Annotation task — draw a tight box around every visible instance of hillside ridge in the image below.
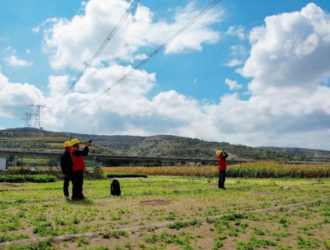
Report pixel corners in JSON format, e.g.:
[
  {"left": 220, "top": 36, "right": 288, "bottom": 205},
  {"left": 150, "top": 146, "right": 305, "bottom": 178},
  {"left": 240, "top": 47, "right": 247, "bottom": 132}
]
[{"left": 0, "top": 128, "right": 329, "bottom": 161}]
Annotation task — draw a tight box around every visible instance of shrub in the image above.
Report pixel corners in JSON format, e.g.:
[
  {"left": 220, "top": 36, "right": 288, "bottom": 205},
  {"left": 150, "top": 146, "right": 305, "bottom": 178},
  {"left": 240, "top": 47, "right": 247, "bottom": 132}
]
[{"left": 0, "top": 175, "right": 57, "bottom": 183}]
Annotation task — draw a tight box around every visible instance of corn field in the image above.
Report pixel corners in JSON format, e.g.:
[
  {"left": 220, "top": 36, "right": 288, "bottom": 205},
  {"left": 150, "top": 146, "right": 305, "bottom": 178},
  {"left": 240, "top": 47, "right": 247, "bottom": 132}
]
[{"left": 102, "top": 162, "right": 330, "bottom": 178}]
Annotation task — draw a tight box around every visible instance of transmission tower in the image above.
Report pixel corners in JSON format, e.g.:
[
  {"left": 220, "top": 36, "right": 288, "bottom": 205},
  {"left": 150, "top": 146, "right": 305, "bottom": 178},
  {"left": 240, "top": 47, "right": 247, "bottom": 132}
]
[
  {"left": 21, "top": 113, "right": 33, "bottom": 128},
  {"left": 28, "top": 104, "right": 49, "bottom": 129}
]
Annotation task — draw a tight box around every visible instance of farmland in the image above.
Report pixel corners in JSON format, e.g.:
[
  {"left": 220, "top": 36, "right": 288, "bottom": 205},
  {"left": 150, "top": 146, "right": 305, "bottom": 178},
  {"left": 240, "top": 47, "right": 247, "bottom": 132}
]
[
  {"left": 103, "top": 162, "right": 330, "bottom": 178},
  {"left": 0, "top": 174, "right": 330, "bottom": 249}
]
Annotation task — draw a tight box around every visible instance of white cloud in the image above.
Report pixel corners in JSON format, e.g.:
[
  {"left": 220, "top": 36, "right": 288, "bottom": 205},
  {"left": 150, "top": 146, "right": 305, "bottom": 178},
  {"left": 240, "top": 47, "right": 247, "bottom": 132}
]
[
  {"left": 224, "top": 59, "right": 244, "bottom": 67},
  {"left": 0, "top": 36, "right": 7, "bottom": 41},
  {"left": 225, "top": 78, "right": 242, "bottom": 90},
  {"left": 5, "top": 56, "right": 33, "bottom": 66},
  {"left": 226, "top": 25, "right": 246, "bottom": 40},
  {"left": 133, "top": 54, "right": 148, "bottom": 61},
  {"left": 26, "top": 49, "right": 31, "bottom": 54},
  {"left": 193, "top": 78, "right": 197, "bottom": 84},
  {"left": 241, "top": 3, "right": 330, "bottom": 97},
  {"left": 215, "top": 3, "right": 330, "bottom": 149},
  {"left": 32, "top": 18, "right": 58, "bottom": 33},
  {"left": 0, "top": 68, "right": 45, "bottom": 119},
  {"left": 230, "top": 45, "right": 247, "bottom": 55},
  {"left": 48, "top": 75, "right": 69, "bottom": 97},
  {"left": 32, "top": 26, "right": 40, "bottom": 33},
  {"left": 3, "top": 46, "right": 15, "bottom": 54},
  {"left": 40, "top": 0, "right": 222, "bottom": 70}
]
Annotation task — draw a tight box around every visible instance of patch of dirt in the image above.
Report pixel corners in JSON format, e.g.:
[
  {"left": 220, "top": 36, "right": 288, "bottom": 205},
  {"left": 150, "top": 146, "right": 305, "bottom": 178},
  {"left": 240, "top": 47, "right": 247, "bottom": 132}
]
[
  {"left": 162, "top": 186, "right": 178, "bottom": 189},
  {"left": 251, "top": 191, "right": 274, "bottom": 195},
  {"left": 140, "top": 199, "right": 171, "bottom": 206},
  {"left": 0, "top": 183, "right": 22, "bottom": 187}
]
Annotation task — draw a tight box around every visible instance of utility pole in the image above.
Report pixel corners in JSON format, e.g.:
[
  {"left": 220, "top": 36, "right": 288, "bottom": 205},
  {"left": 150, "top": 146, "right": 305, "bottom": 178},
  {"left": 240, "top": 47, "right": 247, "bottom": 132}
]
[
  {"left": 21, "top": 113, "right": 33, "bottom": 128},
  {"left": 28, "top": 104, "right": 49, "bottom": 129}
]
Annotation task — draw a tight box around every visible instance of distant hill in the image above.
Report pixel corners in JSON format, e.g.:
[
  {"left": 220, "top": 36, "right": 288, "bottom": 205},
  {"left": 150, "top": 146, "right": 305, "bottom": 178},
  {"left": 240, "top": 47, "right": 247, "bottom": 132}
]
[
  {"left": 259, "top": 147, "right": 330, "bottom": 159},
  {"left": 0, "top": 128, "right": 329, "bottom": 162}
]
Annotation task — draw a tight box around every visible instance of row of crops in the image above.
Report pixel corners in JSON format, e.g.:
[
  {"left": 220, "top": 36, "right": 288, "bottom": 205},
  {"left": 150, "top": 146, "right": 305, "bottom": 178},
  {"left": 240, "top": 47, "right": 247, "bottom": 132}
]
[
  {"left": 102, "top": 162, "right": 330, "bottom": 178},
  {"left": 0, "top": 174, "right": 57, "bottom": 183}
]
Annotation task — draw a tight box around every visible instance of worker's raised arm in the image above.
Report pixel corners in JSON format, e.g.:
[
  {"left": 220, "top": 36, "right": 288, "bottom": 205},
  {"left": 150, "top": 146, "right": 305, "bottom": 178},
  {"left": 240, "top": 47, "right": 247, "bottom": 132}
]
[
  {"left": 222, "top": 151, "right": 228, "bottom": 160},
  {"left": 72, "top": 141, "right": 89, "bottom": 156}
]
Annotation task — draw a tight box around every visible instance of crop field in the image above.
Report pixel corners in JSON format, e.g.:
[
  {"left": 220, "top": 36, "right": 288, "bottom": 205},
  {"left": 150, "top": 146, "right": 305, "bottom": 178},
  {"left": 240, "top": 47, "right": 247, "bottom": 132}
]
[
  {"left": 102, "top": 162, "right": 330, "bottom": 178},
  {"left": 0, "top": 176, "right": 330, "bottom": 250}
]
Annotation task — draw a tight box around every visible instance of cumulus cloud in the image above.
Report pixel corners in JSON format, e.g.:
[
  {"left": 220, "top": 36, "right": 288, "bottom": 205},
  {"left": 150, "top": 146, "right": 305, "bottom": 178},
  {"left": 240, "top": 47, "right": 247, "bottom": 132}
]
[
  {"left": 40, "top": 0, "right": 222, "bottom": 70},
  {"left": 48, "top": 75, "right": 69, "bottom": 97},
  {"left": 224, "top": 59, "right": 244, "bottom": 67},
  {"left": 32, "top": 18, "right": 58, "bottom": 33},
  {"left": 225, "top": 78, "right": 242, "bottom": 90},
  {"left": 5, "top": 56, "right": 33, "bottom": 66},
  {"left": 242, "top": 4, "right": 330, "bottom": 95},
  {"left": 215, "top": 3, "right": 330, "bottom": 149},
  {"left": 0, "top": 69, "right": 45, "bottom": 118}
]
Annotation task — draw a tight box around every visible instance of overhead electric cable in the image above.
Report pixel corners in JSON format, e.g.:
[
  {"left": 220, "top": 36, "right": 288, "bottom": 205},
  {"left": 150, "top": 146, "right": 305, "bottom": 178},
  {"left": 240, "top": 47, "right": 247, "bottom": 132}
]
[
  {"left": 69, "top": 0, "right": 222, "bottom": 114},
  {"left": 49, "top": 0, "right": 140, "bottom": 111}
]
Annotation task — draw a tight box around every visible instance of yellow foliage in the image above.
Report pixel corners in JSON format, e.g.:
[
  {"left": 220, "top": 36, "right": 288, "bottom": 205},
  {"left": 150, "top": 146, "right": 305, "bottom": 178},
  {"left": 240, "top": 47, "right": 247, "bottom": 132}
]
[{"left": 102, "top": 162, "right": 330, "bottom": 178}]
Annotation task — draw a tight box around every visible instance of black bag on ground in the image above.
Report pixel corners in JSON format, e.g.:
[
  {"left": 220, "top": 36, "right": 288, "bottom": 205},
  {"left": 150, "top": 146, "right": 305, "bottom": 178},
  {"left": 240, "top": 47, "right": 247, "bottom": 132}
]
[{"left": 111, "top": 179, "right": 121, "bottom": 196}]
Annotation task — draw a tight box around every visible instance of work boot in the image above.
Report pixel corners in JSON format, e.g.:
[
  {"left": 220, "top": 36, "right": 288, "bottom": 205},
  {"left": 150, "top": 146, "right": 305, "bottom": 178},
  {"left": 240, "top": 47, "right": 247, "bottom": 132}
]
[{"left": 222, "top": 187, "right": 227, "bottom": 190}]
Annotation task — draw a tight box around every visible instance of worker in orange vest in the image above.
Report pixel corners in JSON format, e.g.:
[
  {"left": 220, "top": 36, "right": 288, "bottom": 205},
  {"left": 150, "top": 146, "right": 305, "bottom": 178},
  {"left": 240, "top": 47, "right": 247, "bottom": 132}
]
[
  {"left": 71, "top": 138, "right": 89, "bottom": 200},
  {"left": 216, "top": 149, "right": 228, "bottom": 190}
]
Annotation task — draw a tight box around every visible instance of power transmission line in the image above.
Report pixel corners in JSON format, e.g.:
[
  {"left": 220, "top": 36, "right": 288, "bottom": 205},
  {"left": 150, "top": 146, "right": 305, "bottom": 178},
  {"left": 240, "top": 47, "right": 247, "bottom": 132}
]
[
  {"left": 29, "top": 104, "right": 49, "bottom": 129},
  {"left": 69, "top": 0, "right": 222, "bottom": 114},
  {"left": 21, "top": 113, "right": 33, "bottom": 128},
  {"left": 49, "top": 0, "right": 140, "bottom": 111}
]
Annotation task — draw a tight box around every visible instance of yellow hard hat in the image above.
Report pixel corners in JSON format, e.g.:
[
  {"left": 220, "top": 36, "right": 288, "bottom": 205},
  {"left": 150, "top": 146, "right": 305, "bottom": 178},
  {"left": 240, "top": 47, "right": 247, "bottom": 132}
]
[
  {"left": 63, "top": 141, "right": 72, "bottom": 148},
  {"left": 216, "top": 151, "right": 222, "bottom": 157},
  {"left": 71, "top": 138, "right": 80, "bottom": 146}
]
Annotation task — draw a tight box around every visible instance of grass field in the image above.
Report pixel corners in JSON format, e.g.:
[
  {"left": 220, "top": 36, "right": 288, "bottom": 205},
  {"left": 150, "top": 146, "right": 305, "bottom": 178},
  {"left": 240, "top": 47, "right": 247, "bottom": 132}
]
[{"left": 0, "top": 176, "right": 330, "bottom": 250}]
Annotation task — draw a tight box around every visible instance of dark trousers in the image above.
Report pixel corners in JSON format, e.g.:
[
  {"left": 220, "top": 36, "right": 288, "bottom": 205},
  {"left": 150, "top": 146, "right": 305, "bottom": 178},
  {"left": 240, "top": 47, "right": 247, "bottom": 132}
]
[
  {"left": 72, "top": 170, "right": 84, "bottom": 199},
  {"left": 218, "top": 170, "right": 226, "bottom": 188},
  {"left": 63, "top": 174, "right": 73, "bottom": 197}
]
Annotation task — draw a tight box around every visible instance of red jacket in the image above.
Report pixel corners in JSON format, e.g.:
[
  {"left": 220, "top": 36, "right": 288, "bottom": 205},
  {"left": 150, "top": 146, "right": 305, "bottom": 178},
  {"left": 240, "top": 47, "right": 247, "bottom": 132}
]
[
  {"left": 71, "top": 148, "right": 87, "bottom": 171},
  {"left": 217, "top": 155, "right": 227, "bottom": 171}
]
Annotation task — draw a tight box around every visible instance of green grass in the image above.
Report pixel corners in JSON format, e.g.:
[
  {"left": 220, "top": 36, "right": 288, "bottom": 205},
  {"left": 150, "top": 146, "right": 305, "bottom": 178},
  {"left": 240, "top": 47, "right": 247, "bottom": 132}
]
[{"left": 0, "top": 177, "right": 329, "bottom": 249}]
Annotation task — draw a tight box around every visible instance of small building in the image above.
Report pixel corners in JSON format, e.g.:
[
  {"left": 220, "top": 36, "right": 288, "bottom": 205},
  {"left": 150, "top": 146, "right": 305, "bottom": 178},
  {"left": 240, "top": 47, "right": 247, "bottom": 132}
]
[{"left": 0, "top": 156, "right": 7, "bottom": 170}]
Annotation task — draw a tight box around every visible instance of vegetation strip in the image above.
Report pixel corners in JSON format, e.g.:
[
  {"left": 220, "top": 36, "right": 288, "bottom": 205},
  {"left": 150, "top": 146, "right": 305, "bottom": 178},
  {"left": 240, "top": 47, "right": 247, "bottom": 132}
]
[
  {"left": 0, "top": 198, "right": 325, "bottom": 249},
  {"left": 103, "top": 163, "right": 330, "bottom": 178},
  {"left": 106, "top": 173, "right": 147, "bottom": 178},
  {"left": 0, "top": 175, "right": 57, "bottom": 183}
]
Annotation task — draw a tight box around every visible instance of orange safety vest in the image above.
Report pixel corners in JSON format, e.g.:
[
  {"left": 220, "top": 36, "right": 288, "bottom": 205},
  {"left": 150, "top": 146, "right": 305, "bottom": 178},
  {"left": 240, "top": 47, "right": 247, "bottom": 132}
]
[
  {"left": 217, "top": 156, "right": 227, "bottom": 171},
  {"left": 70, "top": 149, "right": 86, "bottom": 171}
]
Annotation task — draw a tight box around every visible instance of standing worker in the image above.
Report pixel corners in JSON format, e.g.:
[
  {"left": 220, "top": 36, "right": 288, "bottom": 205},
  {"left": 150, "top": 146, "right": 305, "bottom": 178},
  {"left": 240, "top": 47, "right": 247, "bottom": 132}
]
[
  {"left": 216, "top": 149, "right": 228, "bottom": 190},
  {"left": 61, "top": 141, "right": 73, "bottom": 200},
  {"left": 71, "top": 139, "right": 90, "bottom": 200}
]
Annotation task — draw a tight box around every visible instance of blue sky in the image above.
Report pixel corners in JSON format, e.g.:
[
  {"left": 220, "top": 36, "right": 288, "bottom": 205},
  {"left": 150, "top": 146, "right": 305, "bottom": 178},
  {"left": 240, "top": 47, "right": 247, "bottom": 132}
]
[{"left": 0, "top": 0, "right": 330, "bottom": 150}]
